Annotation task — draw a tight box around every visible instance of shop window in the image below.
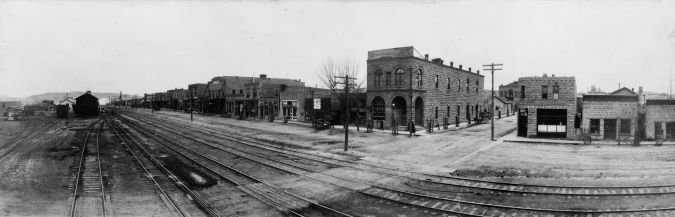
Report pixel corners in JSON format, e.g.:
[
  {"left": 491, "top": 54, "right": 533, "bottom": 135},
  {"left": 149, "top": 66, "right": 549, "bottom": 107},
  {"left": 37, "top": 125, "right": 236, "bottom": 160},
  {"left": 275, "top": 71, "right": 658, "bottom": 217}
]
[
  {"left": 620, "top": 119, "right": 631, "bottom": 135},
  {"left": 590, "top": 119, "right": 600, "bottom": 134}
]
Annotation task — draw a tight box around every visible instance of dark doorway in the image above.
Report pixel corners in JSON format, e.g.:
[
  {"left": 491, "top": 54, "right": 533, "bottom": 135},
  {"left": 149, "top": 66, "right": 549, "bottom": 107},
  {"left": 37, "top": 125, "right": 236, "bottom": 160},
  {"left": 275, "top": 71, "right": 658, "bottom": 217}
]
[
  {"left": 637, "top": 113, "right": 646, "bottom": 141},
  {"left": 518, "top": 108, "right": 528, "bottom": 137},
  {"left": 536, "top": 109, "right": 567, "bottom": 138},
  {"left": 604, "top": 119, "right": 617, "bottom": 140},
  {"left": 392, "top": 96, "right": 407, "bottom": 126},
  {"left": 414, "top": 97, "right": 424, "bottom": 126}
]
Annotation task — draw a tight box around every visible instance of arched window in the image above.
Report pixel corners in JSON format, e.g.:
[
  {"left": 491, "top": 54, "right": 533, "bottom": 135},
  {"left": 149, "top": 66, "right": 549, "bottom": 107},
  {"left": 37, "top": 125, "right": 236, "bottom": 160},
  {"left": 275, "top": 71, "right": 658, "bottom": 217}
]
[
  {"left": 416, "top": 70, "right": 423, "bottom": 86},
  {"left": 374, "top": 70, "right": 383, "bottom": 86},
  {"left": 395, "top": 69, "right": 404, "bottom": 86},
  {"left": 385, "top": 72, "right": 392, "bottom": 86}
]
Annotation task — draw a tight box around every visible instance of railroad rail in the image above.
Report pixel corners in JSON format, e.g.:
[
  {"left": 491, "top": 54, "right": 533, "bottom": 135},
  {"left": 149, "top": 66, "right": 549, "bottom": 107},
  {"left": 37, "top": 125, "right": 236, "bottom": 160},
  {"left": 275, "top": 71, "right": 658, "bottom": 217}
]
[
  {"left": 106, "top": 117, "right": 189, "bottom": 217},
  {"left": 121, "top": 110, "right": 675, "bottom": 196},
  {"left": 69, "top": 120, "right": 106, "bottom": 217},
  {"left": 0, "top": 119, "right": 61, "bottom": 160},
  {"left": 106, "top": 117, "right": 219, "bottom": 217},
  {"left": 113, "top": 113, "right": 352, "bottom": 217},
  {"left": 116, "top": 110, "right": 675, "bottom": 216}
]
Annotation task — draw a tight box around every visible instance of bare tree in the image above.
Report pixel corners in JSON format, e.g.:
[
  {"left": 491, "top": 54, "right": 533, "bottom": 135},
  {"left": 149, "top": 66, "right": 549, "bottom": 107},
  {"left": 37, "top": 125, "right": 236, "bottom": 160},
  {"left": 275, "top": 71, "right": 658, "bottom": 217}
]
[{"left": 318, "top": 57, "right": 365, "bottom": 95}]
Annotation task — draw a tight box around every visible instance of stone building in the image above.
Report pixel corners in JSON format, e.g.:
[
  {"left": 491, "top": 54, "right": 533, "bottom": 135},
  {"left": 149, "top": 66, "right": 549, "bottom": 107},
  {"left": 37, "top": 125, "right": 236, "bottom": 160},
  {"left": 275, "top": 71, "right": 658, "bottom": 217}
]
[
  {"left": 515, "top": 74, "right": 577, "bottom": 139},
  {"left": 498, "top": 81, "right": 520, "bottom": 102},
  {"left": 365, "top": 46, "right": 485, "bottom": 129},
  {"left": 581, "top": 87, "right": 639, "bottom": 141},
  {"left": 645, "top": 99, "right": 675, "bottom": 140}
]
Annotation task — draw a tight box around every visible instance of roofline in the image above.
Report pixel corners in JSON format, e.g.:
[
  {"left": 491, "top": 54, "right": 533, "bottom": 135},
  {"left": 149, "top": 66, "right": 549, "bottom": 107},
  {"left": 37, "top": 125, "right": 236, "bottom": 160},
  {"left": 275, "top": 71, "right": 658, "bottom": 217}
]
[{"left": 367, "top": 56, "right": 485, "bottom": 78}]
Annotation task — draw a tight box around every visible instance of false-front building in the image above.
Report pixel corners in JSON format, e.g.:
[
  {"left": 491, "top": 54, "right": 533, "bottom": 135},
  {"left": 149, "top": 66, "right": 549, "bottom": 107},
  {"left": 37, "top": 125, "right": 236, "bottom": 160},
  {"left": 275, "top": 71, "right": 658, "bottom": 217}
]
[
  {"left": 516, "top": 74, "right": 577, "bottom": 139},
  {"left": 366, "top": 46, "right": 485, "bottom": 129}
]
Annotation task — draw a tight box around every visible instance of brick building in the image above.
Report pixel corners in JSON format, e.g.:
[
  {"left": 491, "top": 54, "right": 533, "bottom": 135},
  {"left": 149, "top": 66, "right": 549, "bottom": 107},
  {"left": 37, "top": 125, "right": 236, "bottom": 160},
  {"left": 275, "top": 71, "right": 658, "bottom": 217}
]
[
  {"left": 498, "top": 81, "right": 520, "bottom": 102},
  {"left": 645, "top": 99, "right": 675, "bottom": 140},
  {"left": 365, "top": 46, "right": 485, "bottom": 129},
  {"left": 516, "top": 74, "right": 577, "bottom": 139},
  {"left": 581, "top": 87, "right": 639, "bottom": 141}
]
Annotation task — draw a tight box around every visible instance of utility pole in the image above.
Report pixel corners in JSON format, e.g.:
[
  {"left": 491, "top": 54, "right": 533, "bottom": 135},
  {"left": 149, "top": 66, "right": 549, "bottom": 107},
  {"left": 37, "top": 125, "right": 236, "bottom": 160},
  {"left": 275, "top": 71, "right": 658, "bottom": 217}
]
[
  {"left": 409, "top": 67, "right": 414, "bottom": 136},
  {"left": 483, "top": 63, "right": 503, "bottom": 141},
  {"left": 335, "top": 74, "right": 356, "bottom": 151}
]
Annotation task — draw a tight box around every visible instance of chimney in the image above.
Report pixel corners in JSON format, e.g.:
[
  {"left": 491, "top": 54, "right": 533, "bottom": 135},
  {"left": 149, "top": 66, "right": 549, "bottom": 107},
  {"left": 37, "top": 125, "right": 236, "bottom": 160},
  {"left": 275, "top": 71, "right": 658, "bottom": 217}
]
[
  {"left": 86, "top": 91, "right": 91, "bottom": 95},
  {"left": 477, "top": 70, "right": 480, "bottom": 75},
  {"left": 260, "top": 74, "right": 267, "bottom": 79},
  {"left": 424, "top": 54, "right": 429, "bottom": 60},
  {"left": 469, "top": 67, "right": 472, "bottom": 72},
  {"left": 450, "top": 62, "right": 454, "bottom": 68},
  {"left": 431, "top": 58, "right": 444, "bottom": 64},
  {"left": 543, "top": 73, "right": 548, "bottom": 77},
  {"left": 632, "top": 88, "right": 635, "bottom": 92},
  {"left": 552, "top": 74, "right": 555, "bottom": 77},
  {"left": 459, "top": 65, "right": 463, "bottom": 70}
]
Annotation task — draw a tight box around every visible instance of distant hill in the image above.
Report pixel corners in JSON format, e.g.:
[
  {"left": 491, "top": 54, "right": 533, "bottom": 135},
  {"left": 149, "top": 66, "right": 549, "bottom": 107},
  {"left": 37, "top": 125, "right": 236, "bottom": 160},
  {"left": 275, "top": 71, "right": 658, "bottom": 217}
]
[{"left": 23, "top": 92, "right": 141, "bottom": 105}]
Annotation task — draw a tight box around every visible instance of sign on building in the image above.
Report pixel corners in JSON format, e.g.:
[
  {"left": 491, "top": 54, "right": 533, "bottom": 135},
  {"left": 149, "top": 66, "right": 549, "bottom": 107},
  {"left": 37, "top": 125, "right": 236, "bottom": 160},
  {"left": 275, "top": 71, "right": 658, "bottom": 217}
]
[{"left": 313, "top": 98, "right": 321, "bottom": 109}]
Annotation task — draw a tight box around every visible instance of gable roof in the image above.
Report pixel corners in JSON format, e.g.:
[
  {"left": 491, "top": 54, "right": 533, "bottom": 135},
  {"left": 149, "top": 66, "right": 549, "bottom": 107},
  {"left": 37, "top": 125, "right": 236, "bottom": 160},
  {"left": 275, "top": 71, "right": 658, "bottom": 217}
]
[{"left": 610, "top": 87, "right": 636, "bottom": 95}]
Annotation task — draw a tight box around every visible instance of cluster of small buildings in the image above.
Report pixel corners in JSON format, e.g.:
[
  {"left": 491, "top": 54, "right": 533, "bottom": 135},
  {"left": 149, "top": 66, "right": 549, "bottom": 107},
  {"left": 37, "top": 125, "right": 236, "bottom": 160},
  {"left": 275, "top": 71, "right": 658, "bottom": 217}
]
[{"left": 500, "top": 74, "right": 675, "bottom": 142}]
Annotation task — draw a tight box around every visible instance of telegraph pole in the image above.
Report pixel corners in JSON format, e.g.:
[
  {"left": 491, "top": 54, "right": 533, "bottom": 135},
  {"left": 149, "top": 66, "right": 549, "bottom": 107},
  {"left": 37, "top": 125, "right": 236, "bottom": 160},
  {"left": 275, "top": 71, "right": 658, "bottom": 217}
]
[
  {"left": 189, "top": 89, "right": 194, "bottom": 122},
  {"left": 335, "top": 74, "right": 356, "bottom": 151},
  {"left": 483, "top": 63, "right": 503, "bottom": 141}
]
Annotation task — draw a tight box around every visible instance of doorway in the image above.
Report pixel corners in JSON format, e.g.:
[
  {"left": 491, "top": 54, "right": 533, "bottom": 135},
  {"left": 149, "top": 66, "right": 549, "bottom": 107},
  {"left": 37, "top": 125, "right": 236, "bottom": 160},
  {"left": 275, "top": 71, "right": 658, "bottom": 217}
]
[
  {"left": 604, "top": 119, "right": 617, "bottom": 140},
  {"left": 414, "top": 97, "right": 424, "bottom": 126},
  {"left": 392, "top": 96, "right": 407, "bottom": 126},
  {"left": 518, "top": 108, "right": 528, "bottom": 137}
]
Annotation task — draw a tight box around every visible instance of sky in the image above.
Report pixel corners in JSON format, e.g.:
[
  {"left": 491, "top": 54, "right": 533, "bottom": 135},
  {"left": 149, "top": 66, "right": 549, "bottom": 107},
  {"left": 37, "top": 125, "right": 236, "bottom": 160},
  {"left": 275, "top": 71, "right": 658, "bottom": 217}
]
[{"left": 1, "top": 0, "right": 674, "bottom": 97}]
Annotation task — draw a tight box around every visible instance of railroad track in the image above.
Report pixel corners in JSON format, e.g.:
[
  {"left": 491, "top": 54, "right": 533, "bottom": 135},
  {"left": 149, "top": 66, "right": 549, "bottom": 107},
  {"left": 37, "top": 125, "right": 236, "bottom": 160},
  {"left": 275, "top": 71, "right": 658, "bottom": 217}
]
[
  {"left": 116, "top": 110, "right": 675, "bottom": 216},
  {"left": 121, "top": 110, "right": 675, "bottom": 196},
  {"left": 68, "top": 120, "right": 106, "bottom": 217},
  {"left": 106, "top": 116, "right": 216, "bottom": 217},
  {"left": 0, "top": 119, "right": 60, "bottom": 161},
  {"left": 113, "top": 113, "right": 352, "bottom": 217}
]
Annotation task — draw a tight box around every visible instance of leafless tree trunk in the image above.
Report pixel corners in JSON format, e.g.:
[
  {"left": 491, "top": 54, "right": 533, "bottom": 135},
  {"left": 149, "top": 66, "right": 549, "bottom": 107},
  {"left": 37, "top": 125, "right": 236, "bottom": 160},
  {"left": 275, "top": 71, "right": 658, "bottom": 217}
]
[{"left": 318, "top": 57, "right": 364, "bottom": 95}]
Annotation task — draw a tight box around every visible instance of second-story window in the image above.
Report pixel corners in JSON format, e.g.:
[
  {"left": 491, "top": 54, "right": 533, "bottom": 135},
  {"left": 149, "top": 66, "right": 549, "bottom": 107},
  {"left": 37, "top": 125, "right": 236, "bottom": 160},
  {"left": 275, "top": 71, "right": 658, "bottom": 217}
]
[
  {"left": 232, "top": 89, "right": 235, "bottom": 95},
  {"left": 447, "top": 77, "right": 451, "bottom": 89},
  {"left": 553, "top": 85, "right": 559, "bottom": 99},
  {"left": 434, "top": 75, "right": 439, "bottom": 88},
  {"left": 541, "top": 85, "right": 548, "bottom": 99},
  {"left": 457, "top": 79, "right": 461, "bottom": 91},
  {"left": 466, "top": 79, "right": 470, "bottom": 93},
  {"left": 385, "top": 72, "right": 391, "bottom": 86},
  {"left": 395, "top": 69, "right": 404, "bottom": 86},
  {"left": 475, "top": 81, "right": 479, "bottom": 94},
  {"left": 416, "top": 70, "right": 423, "bottom": 86},
  {"left": 374, "top": 70, "right": 382, "bottom": 86},
  {"left": 253, "top": 88, "right": 258, "bottom": 97},
  {"left": 520, "top": 86, "right": 525, "bottom": 99}
]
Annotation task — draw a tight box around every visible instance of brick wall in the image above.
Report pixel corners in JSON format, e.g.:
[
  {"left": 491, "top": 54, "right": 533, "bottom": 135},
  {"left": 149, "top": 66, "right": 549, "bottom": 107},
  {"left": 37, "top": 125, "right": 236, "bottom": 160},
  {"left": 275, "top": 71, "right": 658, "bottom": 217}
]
[
  {"left": 516, "top": 76, "right": 577, "bottom": 139},
  {"left": 581, "top": 100, "right": 638, "bottom": 140},
  {"left": 366, "top": 52, "right": 484, "bottom": 128},
  {"left": 645, "top": 105, "right": 675, "bottom": 140}
]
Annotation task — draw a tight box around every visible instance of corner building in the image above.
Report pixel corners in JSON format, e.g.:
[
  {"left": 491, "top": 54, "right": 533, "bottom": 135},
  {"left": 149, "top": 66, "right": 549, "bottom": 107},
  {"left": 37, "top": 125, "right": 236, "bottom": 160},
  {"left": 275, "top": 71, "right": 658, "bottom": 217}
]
[
  {"left": 366, "top": 46, "right": 485, "bottom": 129},
  {"left": 515, "top": 75, "right": 577, "bottom": 139}
]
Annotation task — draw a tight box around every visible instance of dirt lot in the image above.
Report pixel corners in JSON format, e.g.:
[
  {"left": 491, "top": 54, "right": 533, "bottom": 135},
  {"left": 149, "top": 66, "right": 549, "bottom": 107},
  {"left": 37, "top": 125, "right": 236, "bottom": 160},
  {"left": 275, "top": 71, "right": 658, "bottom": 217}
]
[{"left": 136, "top": 108, "right": 675, "bottom": 185}]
